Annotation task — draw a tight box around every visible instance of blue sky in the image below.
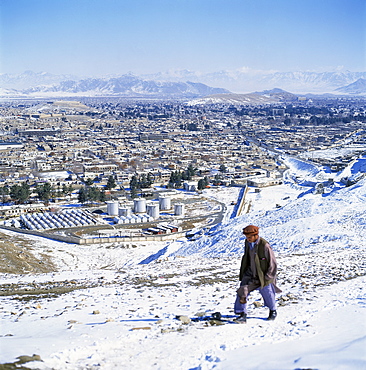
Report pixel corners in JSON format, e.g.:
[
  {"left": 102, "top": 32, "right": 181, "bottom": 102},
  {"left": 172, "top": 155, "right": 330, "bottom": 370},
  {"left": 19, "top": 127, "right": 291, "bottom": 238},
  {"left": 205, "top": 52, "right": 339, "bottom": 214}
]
[{"left": 1, "top": 0, "right": 365, "bottom": 76}]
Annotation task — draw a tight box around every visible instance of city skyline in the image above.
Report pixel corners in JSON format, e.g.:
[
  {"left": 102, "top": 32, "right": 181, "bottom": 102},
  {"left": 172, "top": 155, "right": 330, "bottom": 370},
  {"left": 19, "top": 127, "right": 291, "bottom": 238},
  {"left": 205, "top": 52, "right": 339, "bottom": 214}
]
[{"left": 1, "top": 0, "right": 365, "bottom": 77}]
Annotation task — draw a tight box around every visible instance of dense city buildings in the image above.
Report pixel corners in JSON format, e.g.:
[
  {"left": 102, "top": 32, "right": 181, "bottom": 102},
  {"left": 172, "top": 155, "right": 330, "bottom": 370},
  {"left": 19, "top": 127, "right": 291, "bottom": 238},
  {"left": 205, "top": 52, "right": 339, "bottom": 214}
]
[{"left": 0, "top": 96, "right": 365, "bottom": 217}]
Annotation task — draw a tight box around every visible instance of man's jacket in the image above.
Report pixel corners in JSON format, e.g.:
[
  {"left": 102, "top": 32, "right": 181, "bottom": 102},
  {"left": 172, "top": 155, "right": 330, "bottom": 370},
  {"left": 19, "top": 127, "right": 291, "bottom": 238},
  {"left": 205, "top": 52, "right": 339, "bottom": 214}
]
[{"left": 239, "top": 237, "right": 280, "bottom": 292}]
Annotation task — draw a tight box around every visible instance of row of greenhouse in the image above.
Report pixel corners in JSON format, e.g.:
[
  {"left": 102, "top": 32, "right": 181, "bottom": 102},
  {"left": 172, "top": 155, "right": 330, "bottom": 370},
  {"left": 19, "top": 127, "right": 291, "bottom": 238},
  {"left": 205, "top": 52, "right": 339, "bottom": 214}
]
[{"left": 18, "top": 209, "right": 98, "bottom": 230}]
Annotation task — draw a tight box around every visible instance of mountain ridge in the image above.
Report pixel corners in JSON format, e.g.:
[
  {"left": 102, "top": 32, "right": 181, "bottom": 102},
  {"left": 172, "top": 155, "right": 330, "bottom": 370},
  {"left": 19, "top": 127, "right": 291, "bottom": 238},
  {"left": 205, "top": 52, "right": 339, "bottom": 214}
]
[
  {"left": 335, "top": 78, "right": 366, "bottom": 94},
  {"left": 0, "top": 74, "right": 230, "bottom": 98},
  {"left": 1, "top": 69, "right": 366, "bottom": 97},
  {"left": 145, "top": 69, "right": 366, "bottom": 94}
]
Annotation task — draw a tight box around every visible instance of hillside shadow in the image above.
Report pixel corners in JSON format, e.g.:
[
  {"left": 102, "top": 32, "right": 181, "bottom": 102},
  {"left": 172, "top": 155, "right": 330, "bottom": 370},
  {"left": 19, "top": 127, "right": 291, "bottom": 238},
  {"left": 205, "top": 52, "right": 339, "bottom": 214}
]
[{"left": 138, "top": 246, "right": 168, "bottom": 264}]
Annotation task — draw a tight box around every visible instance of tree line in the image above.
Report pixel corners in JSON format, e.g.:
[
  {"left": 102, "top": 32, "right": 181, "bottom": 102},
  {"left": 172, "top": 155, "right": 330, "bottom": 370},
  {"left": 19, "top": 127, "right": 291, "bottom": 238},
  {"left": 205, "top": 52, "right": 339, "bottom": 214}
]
[
  {"left": 167, "top": 163, "right": 197, "bottom": 188},
  {"left": 129, "top": 173, "right": 154, "bottom": 198},
  {"left": 0, "top": 182, "right": 74, "bottom": 205}
]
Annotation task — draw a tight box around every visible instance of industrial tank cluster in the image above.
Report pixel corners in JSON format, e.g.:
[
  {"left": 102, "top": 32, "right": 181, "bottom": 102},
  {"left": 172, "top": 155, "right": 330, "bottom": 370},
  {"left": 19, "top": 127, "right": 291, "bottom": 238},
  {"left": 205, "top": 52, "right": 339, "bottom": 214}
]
[
  {"left": 17, "top": 209, "right": 98, "bottom": 230},
  {"left": 106, "top": 196, "right": 185, "bottom": 225}
]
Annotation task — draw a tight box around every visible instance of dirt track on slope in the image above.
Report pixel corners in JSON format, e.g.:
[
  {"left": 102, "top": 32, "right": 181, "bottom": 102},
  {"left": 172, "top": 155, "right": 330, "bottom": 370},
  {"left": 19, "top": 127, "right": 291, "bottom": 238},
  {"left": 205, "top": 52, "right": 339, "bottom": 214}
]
[{"left": 0, "top": 231, "right": 55, "bottom": 275}]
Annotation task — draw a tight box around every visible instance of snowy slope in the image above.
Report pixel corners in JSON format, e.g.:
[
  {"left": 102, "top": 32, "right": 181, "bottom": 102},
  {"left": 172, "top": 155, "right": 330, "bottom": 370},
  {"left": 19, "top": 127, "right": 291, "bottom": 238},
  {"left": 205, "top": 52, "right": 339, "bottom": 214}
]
[
  {"left": 170, "top": 177, "right": 366, "bottom": 258},
  {"left": 335, "top": 156, "right": 366, "bottom": 182},
  {"left": 0, "top": 156, "right": 365, "bottom": 370}
]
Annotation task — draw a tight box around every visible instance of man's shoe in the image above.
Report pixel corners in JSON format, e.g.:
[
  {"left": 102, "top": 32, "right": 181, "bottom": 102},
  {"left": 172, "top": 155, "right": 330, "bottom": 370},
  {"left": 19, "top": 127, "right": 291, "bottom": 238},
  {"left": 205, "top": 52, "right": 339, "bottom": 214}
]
[
  {"left": 267, "top": 310, "right": 277, "bottom": 321},
  {"left": 234, "top": 312, "right": 247, "bottom": 323}
]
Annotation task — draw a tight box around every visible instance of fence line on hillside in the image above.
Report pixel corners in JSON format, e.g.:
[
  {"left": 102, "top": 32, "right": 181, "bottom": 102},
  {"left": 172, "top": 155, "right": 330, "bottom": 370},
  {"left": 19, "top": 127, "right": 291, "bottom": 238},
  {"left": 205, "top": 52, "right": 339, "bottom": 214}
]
[
  {"left": 230, "top": 185, "right": 248, "bottom": 218},
  {"left": 0, "top": 225, "right": 187, "bottom": 245}
]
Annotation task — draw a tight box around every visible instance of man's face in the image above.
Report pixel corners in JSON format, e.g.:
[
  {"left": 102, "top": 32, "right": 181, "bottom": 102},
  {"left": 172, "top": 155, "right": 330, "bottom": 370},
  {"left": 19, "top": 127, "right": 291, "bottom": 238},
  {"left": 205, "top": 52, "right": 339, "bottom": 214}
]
[{"left": 244, "top": 233, "right": 258, "bottom": 243}]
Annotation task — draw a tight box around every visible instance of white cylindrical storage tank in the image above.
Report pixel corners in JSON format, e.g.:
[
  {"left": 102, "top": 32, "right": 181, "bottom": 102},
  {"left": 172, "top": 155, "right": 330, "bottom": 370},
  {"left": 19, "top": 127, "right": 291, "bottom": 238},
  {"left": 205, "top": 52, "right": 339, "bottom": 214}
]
[
  {"left": 119, "top": 207, "right": 131, "bottom": 217},
  {"left": 174, "top": 203, "right": 185, "bottom": 216},
  {"left": 159, "top": 196, "right": 171, "bottom": 211},
  {"left": 146, "top": 203, "right": 160, "bottom": 219},
  {"left": 106, "top": 201, "right": 119, "bottom": 216},
  {"left": 134, "top": 198, "right": 146, "bottom": 213}
]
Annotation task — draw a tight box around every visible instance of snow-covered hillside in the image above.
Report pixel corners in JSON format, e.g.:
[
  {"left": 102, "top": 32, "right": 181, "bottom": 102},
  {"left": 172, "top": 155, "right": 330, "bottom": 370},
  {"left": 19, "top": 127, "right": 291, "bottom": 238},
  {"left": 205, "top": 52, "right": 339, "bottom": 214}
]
[{"left": 0, "top": 156, "right": 365, "bottom": 369}]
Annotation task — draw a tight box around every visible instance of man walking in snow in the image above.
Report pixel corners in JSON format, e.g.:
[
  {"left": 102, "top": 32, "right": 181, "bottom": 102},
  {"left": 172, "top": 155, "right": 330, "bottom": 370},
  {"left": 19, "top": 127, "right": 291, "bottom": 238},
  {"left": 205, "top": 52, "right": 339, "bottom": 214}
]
[{"left": 234, "top": 225, "right": 281, "bottom": 323}]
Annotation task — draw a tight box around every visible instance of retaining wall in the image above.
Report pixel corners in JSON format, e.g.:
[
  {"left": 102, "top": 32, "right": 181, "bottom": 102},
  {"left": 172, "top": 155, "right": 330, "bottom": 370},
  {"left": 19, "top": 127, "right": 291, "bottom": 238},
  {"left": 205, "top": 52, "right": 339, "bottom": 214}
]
[
  {"left": 0, "top": 225, "right": 186, "bottom": 245},
  {"left": 231, "top": 185, "right": 248, "bottom": 218}
]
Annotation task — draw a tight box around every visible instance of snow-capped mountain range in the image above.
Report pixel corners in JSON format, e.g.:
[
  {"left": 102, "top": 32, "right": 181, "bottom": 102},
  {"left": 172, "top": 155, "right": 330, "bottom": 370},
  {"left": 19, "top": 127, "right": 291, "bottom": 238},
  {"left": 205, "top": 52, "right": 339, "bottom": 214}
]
[
  {"left": 0, "top": 72, "right": 229, "bottom": 98},
  {"left": 145, "top": 69, "right": 366, "bottom": 94},
  {"left": 0, "top": 70, "right": 80, "bottom": 91},
  {"left": 1, "top": 69, "right": 366, "bottom": 97}
]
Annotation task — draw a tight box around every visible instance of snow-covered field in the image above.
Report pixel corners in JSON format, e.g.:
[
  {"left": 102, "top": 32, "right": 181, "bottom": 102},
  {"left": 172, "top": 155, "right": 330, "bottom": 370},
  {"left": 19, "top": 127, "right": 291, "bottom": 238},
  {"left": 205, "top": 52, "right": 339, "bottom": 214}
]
[{"left": 1, "top": 156, "right": 365, "bottom": 370}]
